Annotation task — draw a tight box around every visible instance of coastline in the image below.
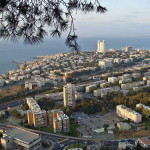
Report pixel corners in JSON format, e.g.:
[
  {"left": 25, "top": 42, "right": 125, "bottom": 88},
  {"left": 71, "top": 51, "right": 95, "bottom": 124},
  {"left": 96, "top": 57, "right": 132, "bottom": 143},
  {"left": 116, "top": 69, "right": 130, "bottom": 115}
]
[
  {"left": 1, "top": 37, "right": 150, "bottom": 75},
  {"left": 0, "top": 53, "right": 67, "bottom": 75}
]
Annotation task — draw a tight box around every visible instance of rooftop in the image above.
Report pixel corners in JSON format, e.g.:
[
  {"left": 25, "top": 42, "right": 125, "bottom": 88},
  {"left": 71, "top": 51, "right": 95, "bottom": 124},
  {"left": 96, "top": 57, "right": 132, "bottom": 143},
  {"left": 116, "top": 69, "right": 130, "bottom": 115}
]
[
  {"left": 139, "top": 137, "right": 150, "bottom": 145},
  {"left": 4, "top": 128, "right": 40, "bottom": 144},
  {"left": 118, "top": 105, "right": 141, "bottom": 115}
]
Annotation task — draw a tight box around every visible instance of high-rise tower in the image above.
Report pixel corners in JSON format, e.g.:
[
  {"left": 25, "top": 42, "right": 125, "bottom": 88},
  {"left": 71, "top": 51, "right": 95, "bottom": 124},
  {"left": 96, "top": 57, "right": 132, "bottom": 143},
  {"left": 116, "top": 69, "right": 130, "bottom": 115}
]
[
  {"left": 97, "top": 40, "right": 105, "bottom": 53},
  {"left": 63, "top": 83, "right": 75, "bottom": 107}
]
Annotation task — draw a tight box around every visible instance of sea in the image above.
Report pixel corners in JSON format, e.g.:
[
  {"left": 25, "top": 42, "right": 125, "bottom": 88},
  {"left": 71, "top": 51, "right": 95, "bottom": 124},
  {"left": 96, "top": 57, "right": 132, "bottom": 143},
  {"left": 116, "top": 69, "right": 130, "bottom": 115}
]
[{"left": 0, "top": 37, "right": 150, "bottom": 75}]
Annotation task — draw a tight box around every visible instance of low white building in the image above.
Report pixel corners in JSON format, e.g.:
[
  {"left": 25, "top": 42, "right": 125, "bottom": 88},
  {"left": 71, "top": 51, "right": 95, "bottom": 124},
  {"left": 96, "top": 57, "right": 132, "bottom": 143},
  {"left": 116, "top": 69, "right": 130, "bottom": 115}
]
[
  {"left": 94, "top": 86, "right": 120, "bottom": 97},
  {"left": 114, "top": 58, "right": 121, "bottom": 64},
  {"left": 86, "top": 84, "right": 97, "bottom": 93},
  {"left": 108, "top": 77, "right": 119, "bottom": 83},
  {"left": 25, "top": 77, "right": 53, "bottom": 90},
  {"left": 122, "top": 46, "right": 132, "bottom": 52},
  {"left": 121, "top": 81, "right": 145, "bottom": 90},
  {"left": 136, "top": 104, "right": 150, "bottom": 111},
  {"left": 147, "top": 80, "right": 150, "bottom": 85},
  {"left": 100, "top": 82, "right": 110, "bottom": 88},
  {"left": 75, "top": 92, "right": 83, "bottom": 100},
  {"left": 116, "top": 105, "right": 142, "bottom": 123},
  {"left": 98, "top": 59, "right": 113, "bottom": 69},
  {"left": 119, "top": 78, "right": 132, "bottom": 84}
]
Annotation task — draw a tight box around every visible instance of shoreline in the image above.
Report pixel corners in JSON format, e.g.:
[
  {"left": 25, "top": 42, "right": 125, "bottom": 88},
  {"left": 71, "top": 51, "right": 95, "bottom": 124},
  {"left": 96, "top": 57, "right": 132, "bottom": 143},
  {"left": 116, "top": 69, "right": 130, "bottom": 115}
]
[{"left": 0, "top": 52, "right": 68, "bottom": 75}]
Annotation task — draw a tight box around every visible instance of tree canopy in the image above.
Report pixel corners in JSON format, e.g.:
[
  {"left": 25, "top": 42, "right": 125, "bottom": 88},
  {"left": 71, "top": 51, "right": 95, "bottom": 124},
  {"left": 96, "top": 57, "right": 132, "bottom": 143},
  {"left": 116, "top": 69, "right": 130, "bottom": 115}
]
[{"left": 0, "top": 0, "right": 107, "bottom": 52}]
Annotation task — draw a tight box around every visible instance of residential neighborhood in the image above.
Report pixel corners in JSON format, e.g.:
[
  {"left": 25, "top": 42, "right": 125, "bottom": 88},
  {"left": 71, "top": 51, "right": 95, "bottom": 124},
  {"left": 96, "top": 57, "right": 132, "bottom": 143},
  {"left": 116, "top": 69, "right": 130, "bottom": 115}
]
[{"left": 0, "top": 42, "right": 150, "bottom": 150}]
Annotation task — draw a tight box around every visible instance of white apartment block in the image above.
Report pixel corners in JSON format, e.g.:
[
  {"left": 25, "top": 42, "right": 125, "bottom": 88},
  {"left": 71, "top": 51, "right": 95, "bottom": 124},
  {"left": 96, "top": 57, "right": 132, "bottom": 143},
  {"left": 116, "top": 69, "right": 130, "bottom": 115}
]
[
  {"left": 136, "top": 104, "right": 150, "bottom": 112},
  {"left": 98, "top": 59, "right": 113, "bottom": 69},
  {"left": 100, "top": 82, "right": 110, "bottom": 88},
  {"left": 147, "top": 80, "right": 150, "bottom": 85},
  {"left": 116, "top": 105, "right": 142, "bottom": 123},
  {"left": 94, "top": 88, "right": 112, "bottom": 97},
  {"left": 85, "top": 84, "right": 97, "bottom": 93},
  {"left": 25, "top": 77, "right": 52, "bottom": 90},
  {"left": 97, "top": 40, "right": 105, "bottom": 53},
  {"left": 94, "top": 86, "right": 120, "bottom": 97},
  {"left": 121, "top": 81, "right": 145, "bottom": 90},
  {"left": 108, "top": 77, "right": 119, "bottom": 83},
  {"left": 114, "top": 58, "right": 121, "bottom": 64},
  {"left": 122, "top": 46, "right": 132, "bottom": 52},
  {"left": 63, "top": 83, "right": 76, "bottom": 107}
]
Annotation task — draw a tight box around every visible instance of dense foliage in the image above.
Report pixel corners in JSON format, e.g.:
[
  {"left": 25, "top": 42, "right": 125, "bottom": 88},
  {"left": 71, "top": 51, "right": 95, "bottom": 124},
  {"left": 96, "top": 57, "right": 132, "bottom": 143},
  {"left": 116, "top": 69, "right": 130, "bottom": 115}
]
[
  {"left": 61, "top": 87, "right": 150, "bottom": 117},
  {"left": 38, "top": 98, "right": 55, "bottom": 110},
  {"left": 113, "top": 87, "right": 150, "bottom": 107},
  {"left": 10, "top": 108, "right": 21, "bottom": 118}
]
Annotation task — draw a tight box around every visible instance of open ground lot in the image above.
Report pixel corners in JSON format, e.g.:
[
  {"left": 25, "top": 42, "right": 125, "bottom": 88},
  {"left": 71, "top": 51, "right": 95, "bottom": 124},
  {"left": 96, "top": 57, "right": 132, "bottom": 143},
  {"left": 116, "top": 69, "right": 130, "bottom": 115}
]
[
  {"left": 76, "top": 111, "right": 121, "bottom": 140},
  {"left": 114, "top": 130, "right": 150, "bottom": 139}
]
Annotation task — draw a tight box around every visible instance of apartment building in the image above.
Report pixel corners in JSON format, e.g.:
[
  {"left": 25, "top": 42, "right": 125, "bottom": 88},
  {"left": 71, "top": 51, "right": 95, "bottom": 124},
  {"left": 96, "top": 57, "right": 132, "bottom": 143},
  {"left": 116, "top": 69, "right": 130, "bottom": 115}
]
[
  {"left": 121, "top": 81, "right": 145, "bottom": 90},
  {"left": 98, "top": 59, "right": 113, "bottom": 69},
  {"left": 94, "top": 86, "right": 120, "bottom": 97},
  {"left": 108, "top": 77, "right": 119, "bottom": 83},
  {"left": 63, "top": 83, "right": 76, "bottom": 107},
  {"left": 97, "top": 40, "right": 105, "bottom": 53},
  {"left": 1, "top": 128, "right": 42, "bottom": 150},
  {"left": 47, "top": 109, "right": 70, "bottom": 133},
  {"left": 25, "top": 77, "right": 52, "bottom": 90},
  {"left": 122, "top": 46, "right": 132, "bottom": 52},
  {"left": 116, "top": 105, "right": 142, "bottom": 123},
  {"left": 85, "top": 84, "right": 97, "bottom": 93},
  {"left": 26, "top": 98, "right": 47, "bottom": 127},
  {"left": 136, "top": 104, "right": 150, "bottom": 111},
  {"left": 27, "top": 110, "right": 47, "bottom": 127}
]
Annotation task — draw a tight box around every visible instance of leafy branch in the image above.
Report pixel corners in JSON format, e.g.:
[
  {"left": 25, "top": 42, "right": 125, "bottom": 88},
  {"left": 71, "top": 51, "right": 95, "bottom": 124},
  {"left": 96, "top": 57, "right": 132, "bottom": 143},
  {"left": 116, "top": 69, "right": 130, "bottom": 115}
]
[{"left": 0, "top": 0, "right": 107, "bottom": 52}]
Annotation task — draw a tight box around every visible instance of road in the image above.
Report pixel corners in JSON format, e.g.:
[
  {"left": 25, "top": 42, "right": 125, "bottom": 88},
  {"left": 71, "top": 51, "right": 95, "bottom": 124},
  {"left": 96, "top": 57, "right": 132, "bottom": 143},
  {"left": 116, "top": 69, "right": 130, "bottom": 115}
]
[
  {"left": 0, "top": 123, "right": 138, "bottom": 150},
  {"left": 0, "top": 100, "right": 24, "bottom": 111},
  {"left": 0, "top": 81, "right": 24, "bottom": 90},
  {"left": 0, "top": 124, "right": 97, "bottom": 150}
]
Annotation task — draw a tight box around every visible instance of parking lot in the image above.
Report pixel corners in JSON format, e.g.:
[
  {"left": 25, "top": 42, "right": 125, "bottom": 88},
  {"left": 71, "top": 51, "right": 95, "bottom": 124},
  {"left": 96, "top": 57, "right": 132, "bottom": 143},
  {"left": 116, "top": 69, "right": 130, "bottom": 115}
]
[
  {"left": 72, "top": 111, "right": 121, "bottom": 140},
  {"left": 83, "top": 112, "right": 120, "bottom": 129}
]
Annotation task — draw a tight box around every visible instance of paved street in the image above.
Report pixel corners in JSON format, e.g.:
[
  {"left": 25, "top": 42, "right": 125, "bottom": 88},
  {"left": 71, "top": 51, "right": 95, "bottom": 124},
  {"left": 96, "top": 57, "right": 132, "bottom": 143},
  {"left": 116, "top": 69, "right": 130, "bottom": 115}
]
[
  {"left": 0, "top": 123, "right": 139, "bottom": 150},
  {"left": 0, "top": 100, "right": 24, "bottom": 110}
]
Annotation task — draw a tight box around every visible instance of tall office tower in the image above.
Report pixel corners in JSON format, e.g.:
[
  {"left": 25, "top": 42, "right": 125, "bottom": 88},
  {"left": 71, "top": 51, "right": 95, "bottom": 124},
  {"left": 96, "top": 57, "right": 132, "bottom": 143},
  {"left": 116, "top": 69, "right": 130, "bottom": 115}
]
[
  {"left": 63, "top": 83, "right": 76, "bottom": 107},
  {"left": 97, "top": 40, "right": 105, "bottom": 53}
]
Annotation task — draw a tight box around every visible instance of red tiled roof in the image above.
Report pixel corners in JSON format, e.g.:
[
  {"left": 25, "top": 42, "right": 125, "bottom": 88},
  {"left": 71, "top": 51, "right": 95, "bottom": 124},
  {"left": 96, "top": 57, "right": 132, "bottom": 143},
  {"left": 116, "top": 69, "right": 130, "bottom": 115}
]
[{"left": 139, "top": 137, "right": 150, "bottom": 145}]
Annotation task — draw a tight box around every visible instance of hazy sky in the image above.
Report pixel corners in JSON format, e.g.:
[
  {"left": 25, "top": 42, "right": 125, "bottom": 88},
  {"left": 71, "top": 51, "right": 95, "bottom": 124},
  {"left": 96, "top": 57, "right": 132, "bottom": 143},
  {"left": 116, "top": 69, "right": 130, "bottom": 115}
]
[
  {"left": 74, "top": 0, "right": 150, "bottom": 38},
  {"left": 1, "top": 0, "right": 150, "bottom": 44}
]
